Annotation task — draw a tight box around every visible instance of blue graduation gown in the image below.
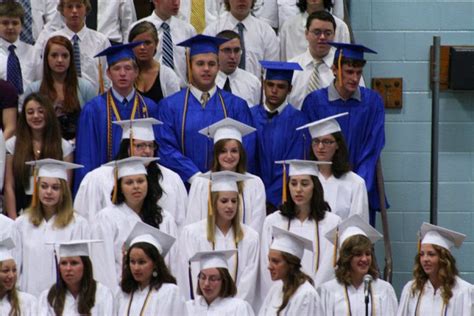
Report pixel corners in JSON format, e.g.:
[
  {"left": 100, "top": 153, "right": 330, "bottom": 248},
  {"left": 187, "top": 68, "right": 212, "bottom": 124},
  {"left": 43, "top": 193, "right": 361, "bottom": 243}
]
[
  {"left": 74, "top": 91, "right": 159, "bottom": 192},
  {"left": 251, "top": 104, "right": 310, "bottom": 208},
  {"left": 301, "top": 86, "right": 386, "bottom": 214},
  {"left": 157, "top": 87, "right": 256, "bottom": 183}
]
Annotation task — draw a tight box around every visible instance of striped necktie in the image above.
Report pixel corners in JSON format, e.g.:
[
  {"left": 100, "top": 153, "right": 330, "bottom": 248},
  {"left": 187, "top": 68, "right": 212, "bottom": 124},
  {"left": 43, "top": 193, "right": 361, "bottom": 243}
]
[
  {"left": 19, "top": 0, "right": 34, "bottom": 44},
  {"left": 7, "top": 45, "right": 23, "bottom": 94},
  {"left": 161, "top": 22, "right": 174, "bottom": 69},
  {"left": 72, "top": 34, "right": 82, "bottom": 77},
  {"left": 200, "top": 92, "right": 210, "bottom": 108},
  {"left": 190, "top": 0, "right": 206, "bottom": 33},
  {"left": 307, "top": 60, "right": 323, "bottom": 94},
  {"left": 237, "top": 22, "right": 246, "bottom": 69}
]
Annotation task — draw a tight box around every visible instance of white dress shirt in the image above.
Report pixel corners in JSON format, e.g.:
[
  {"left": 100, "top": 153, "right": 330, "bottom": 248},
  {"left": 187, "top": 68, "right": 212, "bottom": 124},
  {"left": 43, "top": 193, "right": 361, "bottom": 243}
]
[
  {"left": 0, "top": 38, "right": 35, "bottom": 90},
  {"left": 29, "top": 0, "right": 59, "bottom": 41},
  {"left": 279, "top": 11, "right": 350, "bottom": 61},
  {"left": 216, "top": 69, "right": 261, "bottom": 107},
  {"left": 204, "top": 12, "right": 280, "bottom": 78},
  {"left": 97, "top": 0, "right": 136, "bottom": 43}
]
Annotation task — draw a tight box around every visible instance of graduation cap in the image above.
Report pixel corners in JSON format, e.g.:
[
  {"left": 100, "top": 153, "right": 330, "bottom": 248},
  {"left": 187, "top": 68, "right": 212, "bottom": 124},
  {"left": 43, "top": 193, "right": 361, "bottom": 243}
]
[
  {"left": 94, "top": 41, "right": 143, "bottom": 66},
  {"left": 51, "top": 240, "right": 103, "bottom": 258},
  {"left": 189, "top": 249, "right": 236, "bottom": 271},
  {"left": 113, "top": 118, "right": 162, "bottom": 142},
  {"left": 296, "top": 112, "right": 348, "bottom": 139},
  {"left": 420, "top": 222, "right": 466, "bottom": 251},
  {"left": 125, "top": 221, "right": 176, "bottom": 257},
  {"left": 270, "top": 226, "right": 313, "bottom": 260},
  {"left": 177, "top": 34, "right": 229, "bottom": 57},
  {"left": 199, "top": 170, "right": 252, "bottom": 193},
  {"left": 198, "top": 117, "right": 255, "bottom": 144},
  {"left": 103, "top": 156, "right": 157, "bottom": 179},
  {"left": 259, "top": 60, "right": 303, "bottom": 83},
  {"left": 329, "top": 42, "right": 377, "bottom": 62},
  {"left": 0, "top": 238, "right": 15, "bottom": 262},
  {"left": 25, "top": 159, "right": 83, "bottom": 181}
]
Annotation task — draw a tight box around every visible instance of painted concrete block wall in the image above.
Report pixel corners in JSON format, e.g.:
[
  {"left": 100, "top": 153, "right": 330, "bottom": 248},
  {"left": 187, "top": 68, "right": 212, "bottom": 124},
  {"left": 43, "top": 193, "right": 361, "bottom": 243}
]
[{"left": 350, "top": 1, "right": 474, "bottom": 295}]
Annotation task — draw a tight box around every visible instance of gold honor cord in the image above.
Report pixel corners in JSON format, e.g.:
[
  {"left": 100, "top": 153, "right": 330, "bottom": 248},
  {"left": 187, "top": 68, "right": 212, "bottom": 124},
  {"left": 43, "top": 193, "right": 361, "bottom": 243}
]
[
  {"left": 287, "top": 219, "right": 320, "bottom": 272},
  {"left": 126, "top": 287, "right": 153, "bottom": 316},
  {"left": 180, "top": 88, "right": 228, "bottom": 155},
  {"left": 343, "top": 283, "right": 375, "bottom": 316},
  {"left": 414, "top": 284, "right": 447, "bottom": 316}
]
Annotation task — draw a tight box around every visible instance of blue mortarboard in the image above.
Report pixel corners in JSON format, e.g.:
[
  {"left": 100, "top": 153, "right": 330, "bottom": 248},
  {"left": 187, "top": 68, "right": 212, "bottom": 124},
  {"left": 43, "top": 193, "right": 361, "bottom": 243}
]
[
  {"left": 329, "top": 42, "right": 377, "bottom": 61},
  {"left": 95, "top": 41, "right": 143, "bottom": 65},
  {"left": 259, "top": 60, "right": 302, "bottom": 82},
  {"left": 177, "top": 34, "right": 229, "bottom": 57}
]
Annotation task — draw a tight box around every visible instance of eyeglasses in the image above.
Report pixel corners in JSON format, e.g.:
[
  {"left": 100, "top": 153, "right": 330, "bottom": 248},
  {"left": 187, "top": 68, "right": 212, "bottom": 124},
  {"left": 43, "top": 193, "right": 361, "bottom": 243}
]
[
  {"left": 220, "top": 47, "right": 242, "bottom": 55},
  {"left": 198, "top": 273, "right": 222, "bottom": 283},
  {"left": 133, "top": 142, "right": 157, "bottom": 151},
  {"left": 312, "top": 139, "right": 336, "bottom": 146},
  {"left": 308, "top": 29, "right": 334, "bottom": 38}
]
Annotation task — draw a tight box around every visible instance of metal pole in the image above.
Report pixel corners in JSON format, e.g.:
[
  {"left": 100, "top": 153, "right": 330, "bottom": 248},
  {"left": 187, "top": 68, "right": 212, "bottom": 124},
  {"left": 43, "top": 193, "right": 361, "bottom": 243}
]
[{"left": 430, "top": 36, "right": 441, "bottom": 225}]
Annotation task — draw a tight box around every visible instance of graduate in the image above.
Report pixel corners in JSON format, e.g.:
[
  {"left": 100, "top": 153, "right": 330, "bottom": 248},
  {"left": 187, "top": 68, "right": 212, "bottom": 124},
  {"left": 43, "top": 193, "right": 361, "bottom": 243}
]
[
  {"left": 38, "top": 240, "right": 114, "bottom": 315},
  {"left": 115, "top": 221, "right": 188, "bottom": 315},
  {"left": 186, "top": 250, "right": 255, "bottom": 315},
  {"left": 301, "top": 42, "right": 385, "bottom": 226},
  {"left": 319, "top": 215, "right": 398, "bottom": 315},
  {"left": 397, "top": 223, "right": 473, "bottom": 316},
  {"left": 259, "top": 160, "right": 340, "bottom": 305},
  {"left": 91, "top": 156, "right": 178, "bottom": 291},
  {"left": 251, "top": 60, "right": 310, "bottom": 211},
  {"left": 297, "top": 113, "right": 369, "bottom": 221},
  {"left": 177, "top": 171, "right": 260, "bottom": 306},
  {"left": 15, "top": 159, "right": 89, "bottom": 297},
  {"left": 259, "top": 226, "right": 323, "bottom": 315},
  {"left": 186, "top": 118, "right": 266, "bottom": 234},
  {"left": 156, "top": 34, "right": 256, "bottom": 184},
  {"left": 0, "top": 238, "right": 37, "bottom": 316},
  {"left": 74, "top": 118, "right": 188, "bottom": 230},
  {"left": 74, "top": 42, "right": 160, "bottom": 191}
]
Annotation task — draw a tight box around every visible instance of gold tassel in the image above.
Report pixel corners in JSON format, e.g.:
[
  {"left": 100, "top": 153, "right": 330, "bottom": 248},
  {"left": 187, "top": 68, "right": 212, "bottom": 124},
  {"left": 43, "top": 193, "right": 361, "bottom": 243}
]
[
  {"left": 186, "top": 48, "right": 192, "bottom": 85},
  {"left": 333, "top": 227, "right": 339, "bottom": 267},
  {"left": 98, "top": 60, "right": 105, "bottom": 94},
  {"left": 207, "top": 180, "right": 213, "bottom": 217},
  {"left": 282, "top": 163, "right": 287, "bottom": 204},
  {"left": 31, "top": 166, "right": 38, "bottom": 208},
  {"left": 111, "top": 167, "right": 118, "bottom": 203},
  {"left": 337, "top": 49, "right": 343, "bottom": 89},
  {"left": 417, "top": 231, "right": 421, "bottom": 253}
]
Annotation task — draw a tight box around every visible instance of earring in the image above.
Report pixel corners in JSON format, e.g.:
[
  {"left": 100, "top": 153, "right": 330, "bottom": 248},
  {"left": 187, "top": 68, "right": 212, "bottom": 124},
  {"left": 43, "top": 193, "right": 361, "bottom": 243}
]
[{"left": 152, "top": 271, "right": 158, "bottom": 277}]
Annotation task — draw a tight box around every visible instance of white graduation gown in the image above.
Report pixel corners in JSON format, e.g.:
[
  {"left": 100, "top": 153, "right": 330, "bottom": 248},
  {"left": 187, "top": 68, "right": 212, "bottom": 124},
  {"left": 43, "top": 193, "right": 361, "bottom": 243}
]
[
  {"left": 91, "top": 203, "right": 178, "bottom": 291},
  {"left": 258, "top": 281, "right": 323, "bottom": 315},
  {"left": 319, "top": 172, "right": 369, "bottom": 222},
  {"left": 115, "top": 283, "right": 188, "bottom": 316},
  {"left": 397, "top": 277, "right": 473, "bottom": 316},
  {"left": 37, "top": 282, "right": 114, "bottom": 316},
  {"left": 259, "top": 211, "right": 341, "bottom": 305},
  {"left": 0, "top": 291, "right": 37, "bottom": 316},
  {"left": 186, "top": 296, "right": 255, "bottom": 316},
  {"left": 74, "top": 163, "right": 188, "bottom": 230},
  {"left": 186, "top": 172, "right": 266, "bottom": 234},
  {"left": 177, "top": 220, "right": 260, "bottom": 306},
  {"left": 319, "top": 278, "right": 398, "bottom": 316},
  {"left": 15, "top": 213, "right": 89, "bottom": 297}
]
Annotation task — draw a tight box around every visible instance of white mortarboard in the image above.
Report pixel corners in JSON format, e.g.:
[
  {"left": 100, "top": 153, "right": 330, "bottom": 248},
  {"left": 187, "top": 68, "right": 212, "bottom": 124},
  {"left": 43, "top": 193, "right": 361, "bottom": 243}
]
[
  {"left": 0, "top": 238, "right": 15, "bottom": 262},
  {"left": 189, "top": 249, "right": 236, "bottom": 271},
  {"left": 270, "top": 226, "right": 313, "bottom": 260},
  {"left": 198, "top": 171, "right": 252, "bottom": 192},
  {"left": 56, "top": 240, "right": 103, "bottom": 258},
  {"left": 325, "top": 214, "right": 383, "bottom": 247},
  {"left": 125, "top": 221, "right": 176, "bottom": 257},
  {"left": 296, "top": 112, "right": 348, "bottom": 139},
  {"left": 198, "top": 117, "right": 256, "bottom": 144},
  {"left": 25, "top": 159, "right": 83, "bottom": 180},
  {"left": 113, "top": 118, "right": 162, "bottom": 141},
  {"left": 420, "top": 222, "right": 466, "bottom": 251},
  {"left": 275, "top": 159, "right": 331, "bottom": 177},
  {"left": 103, "top": 156, "right": 157, "bottom": 179}
]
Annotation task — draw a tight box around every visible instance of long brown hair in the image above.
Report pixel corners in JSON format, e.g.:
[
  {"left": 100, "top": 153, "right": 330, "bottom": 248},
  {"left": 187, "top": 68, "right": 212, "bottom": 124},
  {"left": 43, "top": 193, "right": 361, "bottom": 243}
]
[
  {"left": 39, "top": 35, "right": 80, "bottom": 114},
  {"left": 211, "top": 139, "right": 247, "bottom": 174},
  {"left": 13, "top": 93, "right": 63, "bottom": 190},
  {"left": 310, "top": 131, "right": 351, "bottom": 178},
  {"left": 411, "top": 244, "right": 458, "bottom": 305},
  {"left": 47, "top": 256, "right": 97, "bottom": 315},
  {"left": 278, "top": 251, "right": 313, "bottom": 315},
  {"left": 0, "top": 260, "right": 21, "bottom": 316}
]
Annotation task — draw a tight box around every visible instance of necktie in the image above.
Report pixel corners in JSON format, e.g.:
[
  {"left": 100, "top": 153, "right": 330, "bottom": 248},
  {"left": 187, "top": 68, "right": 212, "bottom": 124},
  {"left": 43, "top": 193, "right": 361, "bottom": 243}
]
[
  {"left": 72, "top": 34, "right": 82, "bottom": 77},
  {"left": 19, "top": 0, "right": 34, "bottom": 44},
  {"left": 161, "top": 22, "right": 174, "bottom": 69},
  {"left": 7, "top": 45, "right": 23, "bottom": 94},
  {"left": 307, "top": 60, "right": 323, "bottom": 93},
  {"left": 266, "top": 110, "right": 278, "bottom": 120},
  {"left": 200, "top": 92, "right": 210, "bottom": 108},
  {"left": 122, "top": 98, "right": 128, "bottom": 106},
  {"left": 223, "top": 77, "right": 232, "bottom": 93},
  {"left": 190, "top": 0, "right": 206, "bottom": 34},
  {"left": 237, "top": 23, "right": 246, "bottom": 69},
  {"left": 86, "top": 0, "right": 98, "bottom": 30}
]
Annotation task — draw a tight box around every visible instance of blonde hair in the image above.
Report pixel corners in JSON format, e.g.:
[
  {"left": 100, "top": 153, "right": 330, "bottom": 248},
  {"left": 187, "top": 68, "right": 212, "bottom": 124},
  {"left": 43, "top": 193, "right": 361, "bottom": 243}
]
[
  {"left": 0, "top": 260, "right": 20, "bottom": 316},
  {"left": 207, "top": 191, "right": 244, "bottom": 244},
  {"left": 26, "top": 178, "right": 75, "bottom": 228}
]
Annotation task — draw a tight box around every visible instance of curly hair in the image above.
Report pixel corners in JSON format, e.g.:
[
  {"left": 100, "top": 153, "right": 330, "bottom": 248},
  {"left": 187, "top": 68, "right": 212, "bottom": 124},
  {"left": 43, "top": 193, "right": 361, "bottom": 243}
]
[
  {"left": 279, "top": 175, "right": 329, "bottom": 222},
  {"left": 196, "top": 267, "right": 237, "bottom": 298},
  {"left": 411, "top": 244, "right": 458, "bottom": 305},
  {"left": 335, "top": 235, "right": 378, "bottom": 285},
  {"left": 310, "top": 131, "right": 351, "bottom": 178}
]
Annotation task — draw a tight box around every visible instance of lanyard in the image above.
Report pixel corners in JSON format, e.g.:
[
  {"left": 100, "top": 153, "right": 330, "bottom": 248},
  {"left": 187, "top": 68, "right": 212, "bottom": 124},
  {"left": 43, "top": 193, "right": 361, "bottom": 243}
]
[{"left": 126, "top": 287, "right": 153, "bottom": 316}]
